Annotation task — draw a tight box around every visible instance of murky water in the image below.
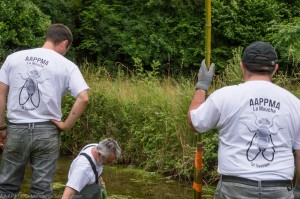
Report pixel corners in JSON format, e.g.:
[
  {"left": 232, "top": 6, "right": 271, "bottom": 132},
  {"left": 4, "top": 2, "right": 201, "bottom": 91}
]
[{"left": 17, "top": 157, "right": 215, "bottom": 199}]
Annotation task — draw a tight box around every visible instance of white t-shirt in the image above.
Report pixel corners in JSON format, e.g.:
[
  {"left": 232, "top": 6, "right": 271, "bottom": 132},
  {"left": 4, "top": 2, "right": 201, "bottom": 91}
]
[
  {"left": 191, "top": 81, "right": 300, "bottom": 181},
  {"left": 66, "top": 144, "right": 103, "bottom": 192},
  {"left": 0, "top": 48, "right": 89, "bottom": 123}
]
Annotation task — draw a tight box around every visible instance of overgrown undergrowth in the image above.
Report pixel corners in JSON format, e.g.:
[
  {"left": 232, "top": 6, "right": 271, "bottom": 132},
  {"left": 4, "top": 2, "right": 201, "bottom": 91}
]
[{"left": 60, "top": 49, "right": 300, "bottom": 184}]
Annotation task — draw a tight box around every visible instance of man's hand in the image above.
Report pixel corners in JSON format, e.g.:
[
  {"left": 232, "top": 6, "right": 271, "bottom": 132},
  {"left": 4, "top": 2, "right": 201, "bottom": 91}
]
[
  {"left": 195, "top": 59, "right": 215, "bottom": 91},
  {"left": 51, "top": 90, "right": 88, "bottom": 132},
  {"left": 100, "top": 187, "right": 107, "bottom": 199},
  {"left": 51, "top": 120, "right": 71, "bottom": 132}
]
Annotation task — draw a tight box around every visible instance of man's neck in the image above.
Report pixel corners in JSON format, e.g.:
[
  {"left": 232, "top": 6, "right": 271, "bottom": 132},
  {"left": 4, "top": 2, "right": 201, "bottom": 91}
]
[
  {"left": 42, "top": 41, "right": 56, "bottom": 50},
  {"left": 91, "top": 147, "right": 98, "bottom": 160},
  {"left": 244, "top": 75, "right": 272, "bottom": 82},
  {"left": 42, "top": 41, "right": 65, "bottom": 55}
]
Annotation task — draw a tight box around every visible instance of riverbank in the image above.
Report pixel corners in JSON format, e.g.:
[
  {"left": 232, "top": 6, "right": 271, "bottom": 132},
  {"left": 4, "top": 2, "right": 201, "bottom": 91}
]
[{"left": 17, "top": 157, "right": 215, "bottom": 199}]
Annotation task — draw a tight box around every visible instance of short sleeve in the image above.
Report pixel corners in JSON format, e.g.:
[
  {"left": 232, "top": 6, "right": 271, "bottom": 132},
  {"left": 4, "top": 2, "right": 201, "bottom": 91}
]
[
  {"left": 190, "top": 95, "right": 221, "bottom": 133},
  {"left": 293, "top": 129, "right": 300, "bottom": 149},
  {"left": 66, "top": 168, "right": 91, "bottom": 192},
  {"left": 0, "top": 56, "right": 10, "bottom": 85},
  {"left": 68, "top": 67, "right": 89, "bottom": 98}
]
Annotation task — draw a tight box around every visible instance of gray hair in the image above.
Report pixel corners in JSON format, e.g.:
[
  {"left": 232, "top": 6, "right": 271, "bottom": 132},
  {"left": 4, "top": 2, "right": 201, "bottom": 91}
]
[{"left": 96, "top": 138, "right": 121, "bottom": 159}]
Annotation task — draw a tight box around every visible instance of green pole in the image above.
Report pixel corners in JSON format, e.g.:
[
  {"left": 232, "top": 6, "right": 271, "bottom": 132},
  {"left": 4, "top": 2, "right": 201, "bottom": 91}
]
[{"left": 193, "top": 0, "right": 211, "bottom": 198}]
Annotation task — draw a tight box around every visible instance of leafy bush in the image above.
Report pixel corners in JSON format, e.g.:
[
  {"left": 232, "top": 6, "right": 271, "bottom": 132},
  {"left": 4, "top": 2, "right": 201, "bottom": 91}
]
[
  {"left": 211, "top": 0, "right": 286, "bottom": 71},
  {"left": 268, "top": 17, "right": 300, "bottom": 74},
  {"left": 0, "top": 0, "right": 50, "bottom": 61},
  {"left": 66, "top": 0, "right": 298, "bottom": 75},
  {"left": 3, "top": 0, "right": 300, "bottom": 75},
  {"left": 71, "top": 0, "right": 205, "bottom": 75}
]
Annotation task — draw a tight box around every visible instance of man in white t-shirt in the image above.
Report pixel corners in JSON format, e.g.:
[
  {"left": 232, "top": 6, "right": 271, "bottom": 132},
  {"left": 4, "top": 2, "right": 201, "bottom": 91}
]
[
  {"left": 61, "top": 138, "right": 121, "bottom": 199},
  {"left": 187, "top": 41, "right": 300, "bottom": 199},
  {"left": 0, "top": 24, "right": 89, "bottom": 198}
]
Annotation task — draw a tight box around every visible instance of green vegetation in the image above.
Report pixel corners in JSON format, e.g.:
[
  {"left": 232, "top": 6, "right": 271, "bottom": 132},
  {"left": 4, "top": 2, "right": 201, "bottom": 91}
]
[
  {"left": 0, "top": 0, "right": 50, "bottom": 59},
  {"left": 61, "top": 60, "right": 197, "bottom": 179},
  {"left": 1, "top": 0, "right": 300, "bottom": 74},
  {"left": 59, "top": 48, "right": 299, "bottom": 183},
  {"left": 1, "top": 0, "right": 300, "bottom": 184}
]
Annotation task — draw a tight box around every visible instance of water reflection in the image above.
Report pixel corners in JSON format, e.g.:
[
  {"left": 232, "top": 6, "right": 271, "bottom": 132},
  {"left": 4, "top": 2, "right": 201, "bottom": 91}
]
[
  {"left": 18, "top": 157, "right": 214, "bottom": 199},
  {"left": 104, "top": 166, "right": 193, "bottom": 199}
]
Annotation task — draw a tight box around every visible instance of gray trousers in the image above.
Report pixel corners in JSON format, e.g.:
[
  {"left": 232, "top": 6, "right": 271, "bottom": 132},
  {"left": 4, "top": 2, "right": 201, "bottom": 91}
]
[
  {"left": 0, "top": 123, "right": 60, "bottom": 199},
  {"left": 214, "top": 176, "right": 293, "bottom": 199}
]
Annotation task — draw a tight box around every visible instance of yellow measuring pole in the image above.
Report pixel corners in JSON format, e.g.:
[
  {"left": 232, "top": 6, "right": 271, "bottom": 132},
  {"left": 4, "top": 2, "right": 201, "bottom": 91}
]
[
  {"left": 194, "top": 0, "right": 211, "bottom": 198},
  {"left": 205, "top": 0, "right": 212, "bottom": 67}
]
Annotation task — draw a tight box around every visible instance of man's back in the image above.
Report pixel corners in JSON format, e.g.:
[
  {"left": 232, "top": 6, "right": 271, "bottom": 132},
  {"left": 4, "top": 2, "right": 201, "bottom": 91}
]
[
  {"left": 193, "top": 80, "right": 300, "bottom": 180},
  {"left": 0, "top": 23, "right": 89, "bottom": 199},
  {"left": 0, "top": 47, "right": 88, "bottom": 122},
  {"left": 188, "top": 41, "right": 297, "bottom": 199}
]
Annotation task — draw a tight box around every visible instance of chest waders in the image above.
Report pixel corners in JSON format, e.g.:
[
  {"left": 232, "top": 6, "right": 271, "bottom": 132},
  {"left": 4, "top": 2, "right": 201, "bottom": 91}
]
[{"left": 74, "top": 146, "right": 102, "bottom": 199}]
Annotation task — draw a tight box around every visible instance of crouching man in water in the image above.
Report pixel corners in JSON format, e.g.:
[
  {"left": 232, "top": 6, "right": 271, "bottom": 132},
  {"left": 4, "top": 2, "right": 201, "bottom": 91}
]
[{"left": 61, "top": 138, "right": 122, "bottom": 199}]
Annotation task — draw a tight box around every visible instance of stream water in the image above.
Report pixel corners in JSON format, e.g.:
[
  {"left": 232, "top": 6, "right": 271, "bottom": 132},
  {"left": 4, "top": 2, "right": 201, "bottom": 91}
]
[{"left": 16, "top": 157, "right": 215, "bottom": 199}]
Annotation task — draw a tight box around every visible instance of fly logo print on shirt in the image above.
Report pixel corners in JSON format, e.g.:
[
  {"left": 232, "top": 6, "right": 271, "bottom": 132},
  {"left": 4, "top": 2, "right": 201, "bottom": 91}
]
[
  {"left": 241, "top": 113, "right": 283, "bottom": 166},
  {"left": 18, "top": 63, "right": 47, "bottom": 110}
]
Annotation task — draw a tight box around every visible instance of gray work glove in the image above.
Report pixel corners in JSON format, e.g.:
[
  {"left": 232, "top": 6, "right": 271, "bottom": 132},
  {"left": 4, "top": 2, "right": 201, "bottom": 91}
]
[
  {"left": 294, "top": 186, "right": 300, "bottom": 199},
  {"left": 195, "top": 59, "right": 215, "bottom": 91}
]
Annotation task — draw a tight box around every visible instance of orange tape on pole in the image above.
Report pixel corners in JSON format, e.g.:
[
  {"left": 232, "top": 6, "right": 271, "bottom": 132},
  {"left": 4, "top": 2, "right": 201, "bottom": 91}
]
[
  {"left": 193, "top": 144, "right": 203, "bottom": 196},
  {"left": 193, "top": 181, "right": 203, "bottom": 192},
  {"left": 194, "top": 148, "right": 203, "bottom": 170}
]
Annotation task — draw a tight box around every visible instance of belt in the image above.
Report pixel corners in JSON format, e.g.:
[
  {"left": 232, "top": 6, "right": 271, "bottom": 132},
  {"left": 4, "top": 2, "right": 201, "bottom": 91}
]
[
  {"left": 9, "top": 121, "right": 54, "bottom": 126},
  {"left": 221, "top": 175, "right": 292, "bottom": 187}
]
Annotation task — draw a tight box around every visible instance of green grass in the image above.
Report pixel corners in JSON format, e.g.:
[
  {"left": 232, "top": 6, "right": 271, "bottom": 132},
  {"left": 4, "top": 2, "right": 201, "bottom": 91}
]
[{"left": 60, "top": 48, "right": 300, "bottom": 184}]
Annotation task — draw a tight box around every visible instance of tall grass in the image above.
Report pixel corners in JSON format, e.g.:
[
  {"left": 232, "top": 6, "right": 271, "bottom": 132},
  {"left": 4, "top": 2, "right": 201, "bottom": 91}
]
[
  {"left": 61, "top": 61, "right": 198, "bottom": 181},
  {"left": 60, "top": 48, "right": 300, "bottom": 183}
]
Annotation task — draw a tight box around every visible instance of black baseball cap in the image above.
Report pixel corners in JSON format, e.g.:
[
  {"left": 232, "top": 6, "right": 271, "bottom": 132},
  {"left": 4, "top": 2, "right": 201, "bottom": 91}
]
[{"left": 242, "top": 41, "right": 278, "bottom": 67}]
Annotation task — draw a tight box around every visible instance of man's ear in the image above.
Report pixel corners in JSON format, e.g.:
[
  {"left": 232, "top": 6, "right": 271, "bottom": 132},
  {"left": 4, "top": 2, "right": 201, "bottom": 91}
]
[
  {"left": 240, "top": 62, "right": 246, "bottom": 72},
  {"left": 240, "top": 61, "right": 249, "bottom": 80},
  {"left": 272, "top": 64, "right": 279, "bottom": 76},
  {"left": 63, "top": 40, "right": 69, "bottom": 48},
  {"left": 58, "top": 40, "right": 70, "bottom": 55}
]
